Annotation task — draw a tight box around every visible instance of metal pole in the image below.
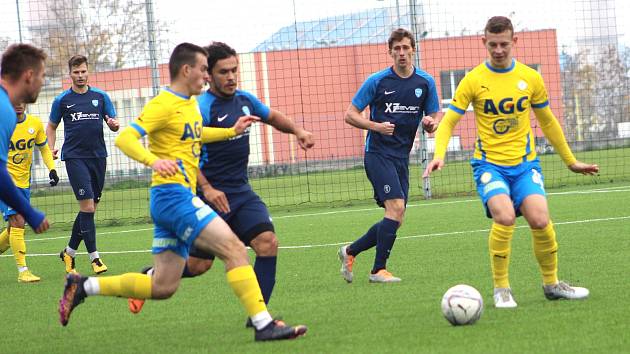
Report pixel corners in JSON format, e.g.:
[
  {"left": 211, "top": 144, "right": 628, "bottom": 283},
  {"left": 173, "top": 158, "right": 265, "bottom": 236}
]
[
  {"left": 16, "top": 0, "right": 23, "bottom": 43},
  {"left": 408, "top": 0, "right": 432, "bottom": 199},
  {"left": 396, "top": 0, "right": 400, "bottom": 27},
  {"left": 145, "top": 0, "right": 160, "bottom": 96}
]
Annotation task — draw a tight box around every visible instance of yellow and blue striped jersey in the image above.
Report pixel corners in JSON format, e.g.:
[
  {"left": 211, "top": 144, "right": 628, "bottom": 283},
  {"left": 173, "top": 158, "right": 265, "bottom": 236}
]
[
  {"left": 448, "top": 59, "right": 549, "bottom": 166},
  {"left": 130, "top": 88, "right": 204, "bottom": 189},
  {"left": 7, "top": 114, "right": 49, "bottom": 188}
]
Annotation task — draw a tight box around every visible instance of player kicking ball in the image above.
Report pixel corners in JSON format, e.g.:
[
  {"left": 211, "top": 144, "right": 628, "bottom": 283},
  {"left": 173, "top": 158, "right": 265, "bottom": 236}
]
[{"left": 58, "top": 43, "right": 307, "bottom": 341}]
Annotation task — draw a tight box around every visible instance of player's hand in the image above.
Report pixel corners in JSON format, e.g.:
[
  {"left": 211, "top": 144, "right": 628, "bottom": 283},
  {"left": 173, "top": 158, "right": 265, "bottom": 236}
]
[
  {"left": 568, "top": 161, "right": 599, "bottom": 175},
  {"left": 421, "top": 116, "right": 438, "bottom": 133},
  {"left": 34, "top": 218, "right": 50, "bottom": 234},
  {"left": 201, "top": 186, "right": 230, "bottom": 214},
  {"left": 422, "top": 158, "right": 445, "bottom": 178},
  {"left": 296, "top": 129, "right": 315, "bottom": 150},
  {"left": 374, "top": 121, "right": 395, "bottom": 135},
  {"left": 233, "top": 115, "right": 260, "bottom": 135},
  {"left": 151, "top": 159, "right": 179, "bottom": 178},
  {"left": 106, "top": 116, "right": 120, "bottom": 132},
  {"left": 49, "top": 169, "right": 59, "bottom": 187},
  {"left": 51, "top": 148, "right": 59, "bottom": 160}
]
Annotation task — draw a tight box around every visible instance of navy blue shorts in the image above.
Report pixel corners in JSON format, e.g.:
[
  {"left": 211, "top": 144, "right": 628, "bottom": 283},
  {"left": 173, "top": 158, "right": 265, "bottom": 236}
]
[
  {"left": 190, "top": 188, "right": 274, "bottom": 260},
  {"left": 65, "top": 158, "right": 106, "bottom": 202},
  {"left": 364, "top": 152, "right": 409, "bottom": 207},
  {"left": 471, "top": 158, "right": 546, "bottom": 218}
]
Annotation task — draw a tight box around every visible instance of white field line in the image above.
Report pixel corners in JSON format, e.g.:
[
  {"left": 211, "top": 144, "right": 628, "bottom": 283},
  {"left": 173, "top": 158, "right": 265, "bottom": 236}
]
[{"left": 6, "top": 215, "right": 628, "bottom": 257}]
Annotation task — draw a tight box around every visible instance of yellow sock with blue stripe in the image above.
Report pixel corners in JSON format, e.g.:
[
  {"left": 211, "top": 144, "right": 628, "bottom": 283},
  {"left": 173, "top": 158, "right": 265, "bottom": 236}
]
[
  {"left": 531, "top": 221, "right": 559, "bottom": 286},
  {"left": 489, "top": 222, "right": 515, "bottom": 288},
  {"left": 0, "top": 229, "right": 9, "bottom": 253},
  {"left": 226, "top": 265, "right": 269, "bottom": 318},
  {"left": 84, "top": 273, "right": 152, "bottom": 298},
  {"left": 9, "top": 227, "right": 26, "bottom": 269}
]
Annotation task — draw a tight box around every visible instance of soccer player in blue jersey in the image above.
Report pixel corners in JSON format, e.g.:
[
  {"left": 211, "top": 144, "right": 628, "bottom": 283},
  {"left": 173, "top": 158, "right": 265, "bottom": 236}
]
[
  {"left": 128, "top": 42, "right": 315, "bottom": 326},
  {"left": 58, "top": 43, "right": 307, "bottom": 341},
  {"left": 0, "top": 43, "right": 49, "bottom": 234},
  {"left": 0, "top": 102, "right": 58, "bottom": 282},
  {"left": 338, "top": 28, "right": 439, "bottom": 283},
  {"left": 424, "top": 16, "right": 598, "bottom": 308},
  {"left": 46, "top": 55, "right": 119, "bottom": 275}
]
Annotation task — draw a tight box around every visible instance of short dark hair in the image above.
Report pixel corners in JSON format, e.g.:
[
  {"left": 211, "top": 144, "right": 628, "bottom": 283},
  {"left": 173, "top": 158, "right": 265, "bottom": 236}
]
[
  {"left": 388, "top": 28, "right": 416, "bottom": 50},
  {"left": 68, "top": 55, "right": 88, "bottom": 71},
  {"left": 484, "top": 16, "right": 514, "bottom": 36},
  {"left": 203, "top": 41, "right": 237, "bottom": 72},
  {"left": 1, "top": 43, "right": 47, "bottom": 82},
  {"left": 168, "top": 42, "right": 208, "bottom": 80}
]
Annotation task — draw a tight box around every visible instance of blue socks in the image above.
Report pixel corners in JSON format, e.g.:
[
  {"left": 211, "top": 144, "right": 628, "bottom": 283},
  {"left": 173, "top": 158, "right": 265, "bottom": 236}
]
[
  {"left": 68, "top": 213, "right": 83, "bottom": 250},
  {"left": 79, "top": 211, "right": 97, "bottom": 253},
  {"left": 348, "top": 221, "right": 380, "bottom": 256},
  {"left": 372, "top": 218, "right": 399, "bottom": 273},
  {"left": 254, "top": 256, "right": 277, "bottom": 304}
]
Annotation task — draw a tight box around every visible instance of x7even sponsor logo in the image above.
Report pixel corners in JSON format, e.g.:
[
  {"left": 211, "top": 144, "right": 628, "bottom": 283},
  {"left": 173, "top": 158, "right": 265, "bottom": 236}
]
[{"left": 384, "top": 102, "right": 420, "bottom": 114}]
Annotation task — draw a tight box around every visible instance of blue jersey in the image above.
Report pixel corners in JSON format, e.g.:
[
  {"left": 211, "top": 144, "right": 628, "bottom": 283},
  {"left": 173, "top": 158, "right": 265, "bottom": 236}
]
[
  {"left": 49, "top": 86, "right": 116, "bottom": 160},
  {"left": 352, "top": 67, "right": 439, "bottom": 158},
  {"left": 197, "top": 89, "right": 270, "bottom": 193},
  {"left": 0, "top": 86, "right": 16, "bottom": 163}
]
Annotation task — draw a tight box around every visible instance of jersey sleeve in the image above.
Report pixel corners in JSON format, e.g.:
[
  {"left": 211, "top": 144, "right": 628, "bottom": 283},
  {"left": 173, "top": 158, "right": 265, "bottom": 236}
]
[
  {"left": 102, "top": 92, "right": 117, "bottom": 118},
  {"left": 34, "top": 118, "right": 48, "bottom": 146},
  {"left": 242, "top": 92, "right": 271, "bottom": 121},
  {"left": 351, "top": 74, "right": 379, "bottom": 111},
  {"left": 49, "top": 96, "right": 63, "bottom": 124},
  {"left": 0, "top": 109, "right": 15, "bottom": 163},
  {"left": 424, "top": 75, "right": 440, "bottom": 115},
  {"left": 448, "top": 74, "right": 474, "bottom": 114},
  {"left": 130, "top": 100, "right": 168, "bottom": 137},
  {"left": 197, "top": 94, "right": 212, "bottom": 126},
  {"left": 530, "top": 72, "right": 550, "bottom": 109}
]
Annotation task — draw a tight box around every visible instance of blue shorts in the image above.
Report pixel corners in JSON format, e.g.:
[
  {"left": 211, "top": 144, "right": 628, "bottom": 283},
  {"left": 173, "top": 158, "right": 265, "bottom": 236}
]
[
  {"left": 191, "top": 188, "right": 274, "bottom": 259},
  {"left": 150, "top": 184, "right": 218, "bottom": 259},
  {"left": 471, "top": 158, "right": 546, "bottom": 218},
  {"left": 0, "top": 187, "right": 30, "bottom": 221},
  {"left": 65, "top": 158, "right": 106, "bottom": 201},
  {"left": 364, "top": 152, "right": 409, "bottom": 207}
]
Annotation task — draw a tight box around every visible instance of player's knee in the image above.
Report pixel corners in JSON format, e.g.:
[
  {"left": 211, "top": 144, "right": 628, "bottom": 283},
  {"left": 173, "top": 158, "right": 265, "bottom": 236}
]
[
  {"left": 251, "top": 232, "right": 278, "bottom": 256},
  {"left": 528, "top": 216, "right": 549, "bottom": 230},
  {"left": 187, "top": 258, "right": 213, "bottom": 276},
  {"left": 9, "top": 215, "right": 25, "bottom": 228},
  {"left": 384, "top": 202, "right": 405, "bottom": 222},
  {"left": 493, "top": 212, "right": 516, "bottom": 227},
  {"left": 151, "top": 283, "right": 178, "bottom": 299}
]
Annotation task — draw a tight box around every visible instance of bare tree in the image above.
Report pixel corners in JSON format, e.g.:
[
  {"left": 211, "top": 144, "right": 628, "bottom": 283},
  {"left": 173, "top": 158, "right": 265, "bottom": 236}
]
[{"left": 28, "top": 0, "right": 167, "bottom": 77}]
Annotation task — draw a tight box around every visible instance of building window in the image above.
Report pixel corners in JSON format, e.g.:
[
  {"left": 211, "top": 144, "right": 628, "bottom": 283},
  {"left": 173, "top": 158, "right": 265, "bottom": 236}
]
[{"left": 440, "top": 69, "right": 469, "bottom": 110}]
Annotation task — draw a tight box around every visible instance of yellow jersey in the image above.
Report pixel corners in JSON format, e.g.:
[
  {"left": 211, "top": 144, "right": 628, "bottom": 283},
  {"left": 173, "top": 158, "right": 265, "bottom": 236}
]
[
  {"left": 7, "top": 113, "right": 51, "bottom": 188},
  {"left": 129, "top": 89, "right": 205, "bottom": 189},
  {"left": 448, "top": 59, "right": 549, "bottom": 166}
]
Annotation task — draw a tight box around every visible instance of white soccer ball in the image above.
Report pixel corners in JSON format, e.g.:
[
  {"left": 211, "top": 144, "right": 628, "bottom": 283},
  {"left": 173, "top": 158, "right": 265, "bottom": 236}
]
[{"left": 441, "top": 284, "right": 484, "bottom": 326}]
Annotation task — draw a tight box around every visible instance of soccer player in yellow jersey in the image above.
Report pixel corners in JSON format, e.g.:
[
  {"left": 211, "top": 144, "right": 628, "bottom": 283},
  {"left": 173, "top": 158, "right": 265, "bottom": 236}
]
[
  {"left": 58, "top": 43, "right": 307, "bottom": 341},
  {"left": 424, "top": 16, "right": 599, "bottom": 308},
  {"left": 0, "top": 103, "right": 58, "bottom": 282}
]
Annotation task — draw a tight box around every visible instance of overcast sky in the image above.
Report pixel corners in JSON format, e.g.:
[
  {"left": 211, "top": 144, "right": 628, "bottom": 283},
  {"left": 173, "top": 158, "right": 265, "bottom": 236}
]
[{"left": 1, "top": 0, "right": 628, "bottom": 55}]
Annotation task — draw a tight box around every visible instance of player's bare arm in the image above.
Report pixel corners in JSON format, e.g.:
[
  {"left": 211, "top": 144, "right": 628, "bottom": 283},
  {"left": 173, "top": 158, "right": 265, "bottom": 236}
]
[
  {"left": 344, "top": 104, "right": 395, "bottom": 135},
  {"left": 266, "top": 109, "right": 315, "bottom": 150},
  {"left": 45, "top": 121, "right": 59, "bottom": 159},
  {"left": 197, "top": 171, "right": 230, "bottom": 213},
  {"left": 106, "top": 115, "right": 120, "bottom": 132},
  {"left": 233, "top": 115, "right": 260, "bottom": 135},
  {"left": 568, "top": 161, "right": 599, "bottom": 175}
]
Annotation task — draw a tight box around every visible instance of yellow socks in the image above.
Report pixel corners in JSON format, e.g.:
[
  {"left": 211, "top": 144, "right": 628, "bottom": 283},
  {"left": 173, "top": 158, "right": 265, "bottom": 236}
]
[
  {"left": 91, "top": 273, "right": 152, "bottom": 298},
  {"left": 531, "top": 222, "right": 559, "bottom": 286},
  {"left": 0, "top": 229, "right": 9, "bottom": 253},
  {"left": 226, "top": 265, "right": 268, "bottom": 317},
  {"left": 489, "top": 223, "right": 515, "bottom": 288},
  {"left": 9, "top": 227, "right": 26, "bottom": 269}
]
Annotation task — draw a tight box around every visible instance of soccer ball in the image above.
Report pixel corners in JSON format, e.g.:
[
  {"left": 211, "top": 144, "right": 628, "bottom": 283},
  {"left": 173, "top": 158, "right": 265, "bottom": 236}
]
[{"left": 441, "top": 284, "right": 484, "bottom": 326}]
